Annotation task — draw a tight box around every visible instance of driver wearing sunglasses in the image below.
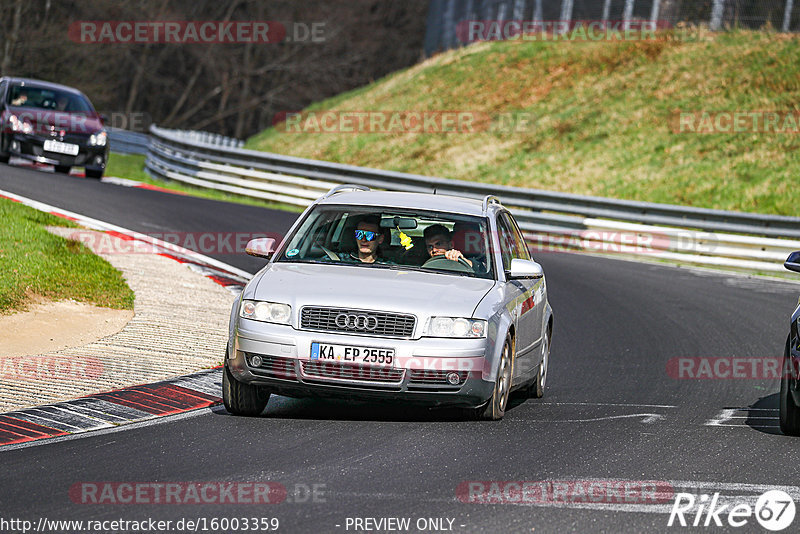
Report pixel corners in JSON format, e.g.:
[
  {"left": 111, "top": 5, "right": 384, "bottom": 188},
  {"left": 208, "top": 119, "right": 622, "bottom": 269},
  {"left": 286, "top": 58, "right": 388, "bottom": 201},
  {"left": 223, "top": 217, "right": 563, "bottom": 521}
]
[{"left": 340, "top": 215, "right": 391, "bottom": 264}]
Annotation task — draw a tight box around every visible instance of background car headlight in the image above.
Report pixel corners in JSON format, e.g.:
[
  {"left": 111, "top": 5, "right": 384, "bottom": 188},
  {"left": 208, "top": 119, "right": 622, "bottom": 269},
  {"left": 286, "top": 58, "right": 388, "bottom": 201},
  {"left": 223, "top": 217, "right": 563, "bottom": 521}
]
[
  {"left": 425, "top": 317, "right": 486, "bottom": 338},
  {"left": 8, "top": 114, "right": 33, "bottom": 134},
  {"left": 240, "top": 299, "right": 291, "bottom": 325},
  {"left": 89, "top": 131, "right": 107, "bottom": 146}
]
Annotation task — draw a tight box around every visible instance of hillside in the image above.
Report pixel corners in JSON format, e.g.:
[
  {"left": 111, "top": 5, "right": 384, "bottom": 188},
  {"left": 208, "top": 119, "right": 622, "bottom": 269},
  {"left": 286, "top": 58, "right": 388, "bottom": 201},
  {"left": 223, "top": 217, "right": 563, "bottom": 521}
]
[{"left": 247, "top": 30, "right": 800, "bottom": 216}]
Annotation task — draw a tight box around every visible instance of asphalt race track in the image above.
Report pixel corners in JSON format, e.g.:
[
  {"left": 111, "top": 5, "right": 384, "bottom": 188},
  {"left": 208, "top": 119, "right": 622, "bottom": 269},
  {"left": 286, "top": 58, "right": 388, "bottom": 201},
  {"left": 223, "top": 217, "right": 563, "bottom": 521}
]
[{"left": 2, "top": 164, "right": 800, "bottom": 533}]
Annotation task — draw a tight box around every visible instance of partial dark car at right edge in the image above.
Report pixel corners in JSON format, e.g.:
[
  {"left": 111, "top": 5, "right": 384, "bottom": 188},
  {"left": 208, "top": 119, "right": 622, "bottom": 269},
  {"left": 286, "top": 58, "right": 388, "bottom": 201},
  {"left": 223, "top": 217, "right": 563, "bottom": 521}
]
[
  {"left": 0, "top": 77, "right": 108, "bottom": 178},
  {"left": 780, "top": 251, "right": 800, "bottom": 435}
]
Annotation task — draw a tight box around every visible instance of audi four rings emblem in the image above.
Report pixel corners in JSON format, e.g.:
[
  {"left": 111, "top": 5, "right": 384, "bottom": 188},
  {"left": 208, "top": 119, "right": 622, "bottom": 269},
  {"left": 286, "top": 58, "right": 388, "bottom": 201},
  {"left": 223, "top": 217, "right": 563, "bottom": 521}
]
[{"left": 335, "top": 313, "right": 379, "bottom": 331}]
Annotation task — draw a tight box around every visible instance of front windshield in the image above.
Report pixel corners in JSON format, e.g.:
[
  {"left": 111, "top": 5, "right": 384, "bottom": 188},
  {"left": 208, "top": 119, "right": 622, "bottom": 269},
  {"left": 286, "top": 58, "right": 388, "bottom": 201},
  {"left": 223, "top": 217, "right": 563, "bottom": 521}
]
[
  {"left": 278, "top": 206, "right": 494, "bottom": 279},
  {"left": 7, "top": 84, "right": 94, "bottom": 113}
]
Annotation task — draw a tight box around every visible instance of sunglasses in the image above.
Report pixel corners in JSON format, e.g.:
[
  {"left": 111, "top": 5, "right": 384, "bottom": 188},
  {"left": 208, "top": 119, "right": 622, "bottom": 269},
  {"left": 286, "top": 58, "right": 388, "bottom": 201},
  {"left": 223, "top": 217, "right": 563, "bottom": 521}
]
[{"left": 355, "top": 230, "right": 379, "bottom": 241}]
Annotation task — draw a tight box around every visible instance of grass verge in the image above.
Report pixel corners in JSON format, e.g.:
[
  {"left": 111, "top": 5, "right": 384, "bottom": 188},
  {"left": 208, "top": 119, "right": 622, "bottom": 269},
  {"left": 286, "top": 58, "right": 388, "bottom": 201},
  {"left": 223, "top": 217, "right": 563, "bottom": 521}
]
[
  {"left": 0, "top": 198, "right": 135, "bottom": 313},
  {"left": 246, "top": 29, "right": 800, "bottom": 216}
]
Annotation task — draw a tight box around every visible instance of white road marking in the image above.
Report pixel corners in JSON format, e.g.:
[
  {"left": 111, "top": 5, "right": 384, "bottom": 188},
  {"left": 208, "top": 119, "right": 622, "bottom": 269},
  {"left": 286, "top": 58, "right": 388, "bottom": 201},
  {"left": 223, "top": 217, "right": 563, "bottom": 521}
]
[
  {"left": 705, "top": 408, "right": 779, "bottom": 427},
  {"left": 540, "top": 402, "right": 677, "bottom": 408},
  {"left": 522, "top": 413, "right": 665, "bottom": 424}
]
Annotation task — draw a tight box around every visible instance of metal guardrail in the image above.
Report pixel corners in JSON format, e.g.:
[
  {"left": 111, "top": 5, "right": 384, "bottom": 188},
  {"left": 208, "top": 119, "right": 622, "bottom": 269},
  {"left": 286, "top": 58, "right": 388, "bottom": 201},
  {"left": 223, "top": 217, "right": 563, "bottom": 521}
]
[
  {"left": 146, "top": 124, "right": 800, "bottom": 272},
  {"left": 109, "top": 128, "right": 242, "bottom": 156},
  {"left": 108, "top": 128, "right": 150, "bottom": 155}
]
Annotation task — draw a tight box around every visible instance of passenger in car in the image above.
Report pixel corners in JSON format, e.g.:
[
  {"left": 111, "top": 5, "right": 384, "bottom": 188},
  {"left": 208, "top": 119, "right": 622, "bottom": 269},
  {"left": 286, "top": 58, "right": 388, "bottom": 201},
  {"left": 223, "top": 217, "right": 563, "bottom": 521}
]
[
  {"left": 339, "top": 215, "right": 394, "bottom": 264},
  {"left": 423, "top": 224, "right": 473, "bottom": 267}
]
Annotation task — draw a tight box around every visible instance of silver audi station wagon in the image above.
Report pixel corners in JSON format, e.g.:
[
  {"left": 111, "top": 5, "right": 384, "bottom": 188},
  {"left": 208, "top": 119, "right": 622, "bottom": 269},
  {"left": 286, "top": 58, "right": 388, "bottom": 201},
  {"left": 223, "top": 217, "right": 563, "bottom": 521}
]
[{"left": 224, "top": 185, "right": 553, "bottom": 420}]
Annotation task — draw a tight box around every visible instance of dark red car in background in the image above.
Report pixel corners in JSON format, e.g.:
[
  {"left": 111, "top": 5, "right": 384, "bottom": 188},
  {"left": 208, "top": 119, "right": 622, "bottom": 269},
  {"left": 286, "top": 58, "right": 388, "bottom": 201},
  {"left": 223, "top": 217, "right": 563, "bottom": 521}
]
[{"left": 0, "top": 77, "right": 108, "bottom": 178}]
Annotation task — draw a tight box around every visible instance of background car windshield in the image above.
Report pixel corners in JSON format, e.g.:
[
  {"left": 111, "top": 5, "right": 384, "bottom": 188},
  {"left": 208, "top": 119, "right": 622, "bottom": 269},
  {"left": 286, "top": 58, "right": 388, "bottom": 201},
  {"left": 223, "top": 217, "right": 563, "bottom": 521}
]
[
  {"left": 278, "top": 206, "right": 494, "bottom": 279},
  {"left": 7, "top": 84, "right": 94, "bottom": 113}
]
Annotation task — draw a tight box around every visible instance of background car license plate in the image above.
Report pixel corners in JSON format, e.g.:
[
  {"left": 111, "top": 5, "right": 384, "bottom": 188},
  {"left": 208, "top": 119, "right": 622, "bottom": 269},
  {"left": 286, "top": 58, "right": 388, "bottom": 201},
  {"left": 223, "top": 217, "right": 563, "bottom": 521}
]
[
  {"left": 310, "top": 342, "right": 394, "bottom": 367},
  {"left": 43, "top": 140, "right": 79, "bottom": 156}
]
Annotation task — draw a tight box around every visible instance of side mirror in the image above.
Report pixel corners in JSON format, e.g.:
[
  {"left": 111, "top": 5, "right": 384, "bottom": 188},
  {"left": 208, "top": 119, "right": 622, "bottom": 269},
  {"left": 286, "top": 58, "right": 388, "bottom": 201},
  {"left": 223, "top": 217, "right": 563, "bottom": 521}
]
[
  {"left": 245, "top": 238, "right": 275, "bottom": 259},
  {"left": 786, "top": 251, "right": 800, "bottom": 274},
  {"left": 508, "top": 258, "right": 543, "bottom": 279}
]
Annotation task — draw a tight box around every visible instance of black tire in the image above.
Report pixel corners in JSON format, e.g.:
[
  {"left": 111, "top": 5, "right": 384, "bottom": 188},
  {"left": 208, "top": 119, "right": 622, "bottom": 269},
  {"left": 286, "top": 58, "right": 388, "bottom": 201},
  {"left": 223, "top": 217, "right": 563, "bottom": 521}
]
[
  {"left": 222, "top": 363, "right": 270, "bottom": 416},
  {"left": 54, "top": 165, "right": 71, "bottom": 174},
  {"left": 85, "top": 169, "right": 103, "bottom": 179},
  {"left": 477, "top": 334, "right": 514, "bottom": 420},
  {"left": 529, "top": 327, "right": 550, "bottom": 399},
  {"left": 0, "top": 133, "right": 10, "bottom": 163},
  {"left": 780, "top": 335, "right": 800, "bottom": 436}
]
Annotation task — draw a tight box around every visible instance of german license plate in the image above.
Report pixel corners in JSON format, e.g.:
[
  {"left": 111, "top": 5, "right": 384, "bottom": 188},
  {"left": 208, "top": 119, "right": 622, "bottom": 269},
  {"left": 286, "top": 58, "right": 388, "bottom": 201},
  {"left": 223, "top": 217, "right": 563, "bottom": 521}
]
[
  {"left": 310, "top": 342, "right": 395, "bottom": 367},
  {"left": 43, "top": 140, "right": 79, "bottom": 156}
]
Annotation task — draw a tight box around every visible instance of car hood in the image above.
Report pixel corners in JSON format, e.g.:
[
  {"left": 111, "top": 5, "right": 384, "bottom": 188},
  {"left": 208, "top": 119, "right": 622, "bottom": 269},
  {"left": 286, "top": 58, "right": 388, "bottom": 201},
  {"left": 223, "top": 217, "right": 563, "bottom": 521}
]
[
  {"left": 249, "top": 262, "right": 496, "bottom": 318},
  {"left": 7, "top": 106, "right": 103, "bottom": 135}
]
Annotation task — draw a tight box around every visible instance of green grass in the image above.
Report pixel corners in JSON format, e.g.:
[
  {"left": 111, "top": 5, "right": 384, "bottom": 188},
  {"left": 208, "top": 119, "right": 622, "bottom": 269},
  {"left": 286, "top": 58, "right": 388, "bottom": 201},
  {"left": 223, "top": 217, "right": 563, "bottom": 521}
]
[
  {"left": 246, "top": 29, "right": 800, "bottom": 216},
  {"left": 0, "top": 198, "right": 135, "bottom": 313},
  {"left": 106, "top": 153, "right": 303, "bottom": 213}
]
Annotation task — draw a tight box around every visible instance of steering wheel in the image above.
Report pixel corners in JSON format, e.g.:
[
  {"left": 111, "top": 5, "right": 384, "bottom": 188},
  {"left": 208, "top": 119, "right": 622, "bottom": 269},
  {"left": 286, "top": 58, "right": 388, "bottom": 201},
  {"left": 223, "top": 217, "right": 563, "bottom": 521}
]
[
  {"left": 318, "top": 244, "right": 340, "bottom": 261},
  {"left": 421, "top": 255, "right": 473, "bottom": 273}
]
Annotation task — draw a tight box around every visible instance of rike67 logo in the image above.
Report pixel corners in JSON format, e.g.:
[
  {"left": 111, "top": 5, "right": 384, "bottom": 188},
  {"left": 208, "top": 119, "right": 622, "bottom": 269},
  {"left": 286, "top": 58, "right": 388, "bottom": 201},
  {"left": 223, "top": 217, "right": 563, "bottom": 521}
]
[{"left": 668, "top": 490, "right": 796, "bottom": 531}]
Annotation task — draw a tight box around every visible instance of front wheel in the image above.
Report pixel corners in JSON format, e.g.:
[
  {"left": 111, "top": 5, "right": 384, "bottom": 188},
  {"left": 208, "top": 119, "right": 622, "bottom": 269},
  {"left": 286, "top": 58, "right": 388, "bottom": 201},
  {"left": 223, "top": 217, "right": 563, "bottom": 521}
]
[
  {"left": 780, "top": 336, "right": 800, "bottom": 436},
  {"left": 476, "top": 334, "right": 514, "bottom": 420},
  {"left": 0, "top": 133, "right": 10, "bottom": 163},
  {"left": 529, "top": 328, "right": 550, "bottom": 399},
  {"left": 223, "top": 363, "right": 270, "bottom": 416}
]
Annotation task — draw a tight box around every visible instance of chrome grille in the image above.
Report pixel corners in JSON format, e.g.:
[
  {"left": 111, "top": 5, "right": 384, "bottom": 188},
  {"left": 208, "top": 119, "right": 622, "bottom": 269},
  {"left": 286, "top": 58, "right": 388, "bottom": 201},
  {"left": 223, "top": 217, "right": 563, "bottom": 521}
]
[
  {"left": 301, "top": 306, "right": 416, "bottom": 338},
  {"left": 246, "top": 353, "right": 297, "bottom": 380},
  {"left": 302, "top": 360, "right": 404, "bottom": 383}
]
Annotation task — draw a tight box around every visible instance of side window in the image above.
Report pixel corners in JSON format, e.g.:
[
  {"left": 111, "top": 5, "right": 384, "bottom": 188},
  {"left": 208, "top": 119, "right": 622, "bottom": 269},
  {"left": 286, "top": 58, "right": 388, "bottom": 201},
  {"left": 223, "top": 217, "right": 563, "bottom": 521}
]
[
  {"left": 502, "top": 213, "right": 532, "bottom": 261},
  {"left": 0, "top": 82, "right": 6, "bottom": 104}
]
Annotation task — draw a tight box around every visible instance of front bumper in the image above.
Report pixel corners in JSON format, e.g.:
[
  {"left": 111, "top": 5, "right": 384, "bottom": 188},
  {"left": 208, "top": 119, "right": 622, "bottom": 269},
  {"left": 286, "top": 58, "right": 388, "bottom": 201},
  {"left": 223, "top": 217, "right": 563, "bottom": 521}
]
[
  {"left": 229, "top": 319, "right": 496, "bottom": 408},
  {"left": 7, "top": 133, "right": 108, "bottom": 170}
]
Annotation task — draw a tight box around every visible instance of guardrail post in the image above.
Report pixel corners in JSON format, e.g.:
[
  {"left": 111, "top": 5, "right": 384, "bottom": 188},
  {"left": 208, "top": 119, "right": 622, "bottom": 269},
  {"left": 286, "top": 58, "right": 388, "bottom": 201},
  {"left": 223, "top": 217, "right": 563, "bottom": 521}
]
[
  {"left": 650, "top": 0, "right": 662, "bottom": 26},
  {"left": 533, "top": 0, "right": 542, "bottom": 23},
  {"left": 784, "top": 0, "right": 795, "bottom": 32},
  {"left": 623, "top": 0, "right": 634, "bottom": 31},
  {"left": 710, "top": 0, "right": 724, "bottom": 30},
  {"left": 560, "top": 0, "right": 574, "bottom": 29}
]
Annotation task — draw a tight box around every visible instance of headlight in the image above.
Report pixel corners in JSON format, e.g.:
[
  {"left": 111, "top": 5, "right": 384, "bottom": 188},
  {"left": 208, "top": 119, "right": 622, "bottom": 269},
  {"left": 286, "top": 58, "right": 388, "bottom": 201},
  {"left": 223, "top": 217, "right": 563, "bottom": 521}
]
[
  {"left": 89, "top": 131, "right": 107, "bottom": 146},
  {"left": 425, "top": 317, "right": 486, "bottom": 338},
  {"left": 240, "top": 299, "right": 292, "bottom": 325},
  {"left": 8, "top": 114, "right": 33, "bottom": 134}
]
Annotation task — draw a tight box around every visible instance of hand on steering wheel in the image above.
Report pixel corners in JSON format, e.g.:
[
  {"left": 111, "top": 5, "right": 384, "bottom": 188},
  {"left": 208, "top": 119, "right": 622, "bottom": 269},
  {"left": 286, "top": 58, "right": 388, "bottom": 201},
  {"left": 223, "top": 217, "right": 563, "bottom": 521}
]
[{"left": 422, "top": 254, "right": 473, "bottom": 272}]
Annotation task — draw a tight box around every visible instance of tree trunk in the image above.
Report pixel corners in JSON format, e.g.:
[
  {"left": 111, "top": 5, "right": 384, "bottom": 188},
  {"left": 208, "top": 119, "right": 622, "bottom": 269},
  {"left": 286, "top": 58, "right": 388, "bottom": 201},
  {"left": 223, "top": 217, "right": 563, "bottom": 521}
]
[{"left": 1, "top": 0, "right": 23, "bottom": 76}]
